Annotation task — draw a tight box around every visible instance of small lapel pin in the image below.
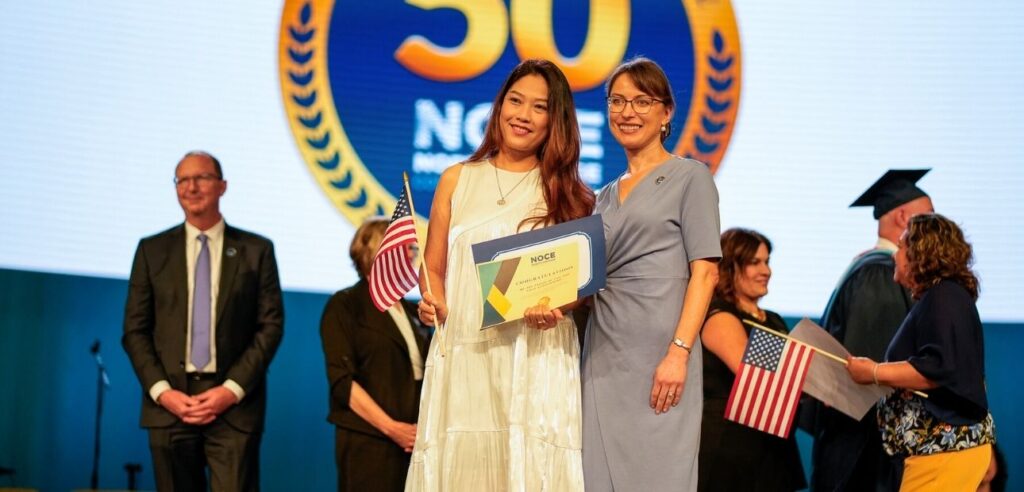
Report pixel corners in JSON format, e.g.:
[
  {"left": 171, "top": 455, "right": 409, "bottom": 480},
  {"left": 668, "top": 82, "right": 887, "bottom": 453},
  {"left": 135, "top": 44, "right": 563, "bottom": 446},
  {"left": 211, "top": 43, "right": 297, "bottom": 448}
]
[
  {"left": 226, "top": 247, "right": 238, "bottom": 258},
  {"left": 655, "top": 176, "right": 666, "bottom": 185}
]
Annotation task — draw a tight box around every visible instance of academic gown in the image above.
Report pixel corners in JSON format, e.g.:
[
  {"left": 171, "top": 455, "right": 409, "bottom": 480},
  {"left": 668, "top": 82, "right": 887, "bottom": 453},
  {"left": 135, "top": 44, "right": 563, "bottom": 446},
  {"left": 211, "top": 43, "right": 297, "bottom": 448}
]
[{"left": 808, "top": 249, "right": 913, "bottom": 491}]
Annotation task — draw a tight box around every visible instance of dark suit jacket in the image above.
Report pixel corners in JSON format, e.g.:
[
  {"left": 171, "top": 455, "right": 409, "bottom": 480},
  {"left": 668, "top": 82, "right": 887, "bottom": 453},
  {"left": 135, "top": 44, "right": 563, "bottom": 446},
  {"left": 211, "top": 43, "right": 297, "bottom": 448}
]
[
  {"left": 122, "top": 223, "right": 284, "bottom": 433},
  {"left": 320, "top": 280, "right": 429, "bottom": 439}
]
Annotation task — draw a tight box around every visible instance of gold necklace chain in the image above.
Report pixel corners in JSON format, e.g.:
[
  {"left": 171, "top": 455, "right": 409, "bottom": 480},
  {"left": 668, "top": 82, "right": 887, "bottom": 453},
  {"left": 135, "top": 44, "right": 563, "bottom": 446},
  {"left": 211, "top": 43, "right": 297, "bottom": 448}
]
[{"left": 493, "top": 163, "right": 536, "bottom": 206}]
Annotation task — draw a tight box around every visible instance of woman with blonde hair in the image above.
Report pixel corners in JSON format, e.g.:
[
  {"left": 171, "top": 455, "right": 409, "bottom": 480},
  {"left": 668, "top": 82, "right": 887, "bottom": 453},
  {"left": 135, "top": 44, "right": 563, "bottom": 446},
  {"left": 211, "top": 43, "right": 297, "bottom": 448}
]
[{"left": 320, "top": 217, "right": 429, "bottom": 491}]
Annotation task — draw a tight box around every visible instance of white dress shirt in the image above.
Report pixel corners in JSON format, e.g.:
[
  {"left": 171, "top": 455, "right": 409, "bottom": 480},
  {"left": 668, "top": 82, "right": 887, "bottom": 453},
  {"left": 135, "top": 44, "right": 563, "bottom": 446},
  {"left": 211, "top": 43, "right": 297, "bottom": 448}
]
[
  {"left": 149, "top": 219, "right": 245, "bottom": 403},
  {"left": 875, "top": 237, "right": 898, "bottom": 253},
  {"left": 386, "top": 304, "right": 424, "bottom": 381}
]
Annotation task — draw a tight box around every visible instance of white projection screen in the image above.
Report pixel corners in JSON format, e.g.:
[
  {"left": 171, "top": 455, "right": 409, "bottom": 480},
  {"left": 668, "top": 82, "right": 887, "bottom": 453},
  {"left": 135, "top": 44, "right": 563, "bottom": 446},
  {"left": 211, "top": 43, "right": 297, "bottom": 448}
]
[{"left": 1, "top": 1, "right": 1021, "bottom": 321}]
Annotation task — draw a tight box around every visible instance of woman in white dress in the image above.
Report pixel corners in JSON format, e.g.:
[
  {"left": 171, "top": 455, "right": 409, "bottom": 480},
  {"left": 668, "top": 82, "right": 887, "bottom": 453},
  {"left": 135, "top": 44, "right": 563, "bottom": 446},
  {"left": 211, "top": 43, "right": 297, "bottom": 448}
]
[{"left": 406, "top": 59, "right": 595, "bottom": 491}]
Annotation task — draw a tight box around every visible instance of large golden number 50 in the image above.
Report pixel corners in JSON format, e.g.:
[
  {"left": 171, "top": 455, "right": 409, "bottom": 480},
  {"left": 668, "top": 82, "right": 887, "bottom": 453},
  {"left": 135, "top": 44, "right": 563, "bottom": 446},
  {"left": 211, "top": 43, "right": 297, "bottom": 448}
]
[{"left": 394, "top": 0, "right": 630, "bottom": 91}]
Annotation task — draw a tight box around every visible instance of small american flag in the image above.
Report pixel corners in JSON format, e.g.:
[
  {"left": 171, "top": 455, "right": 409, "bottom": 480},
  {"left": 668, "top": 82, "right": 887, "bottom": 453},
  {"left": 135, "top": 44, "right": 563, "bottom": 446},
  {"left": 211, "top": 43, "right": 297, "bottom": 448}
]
[
  {"left": 369, "top": 188, "right": 419, "bottom": 311},
  {"left": 725, "top": 326, "right": 814, "bottom": 438}
]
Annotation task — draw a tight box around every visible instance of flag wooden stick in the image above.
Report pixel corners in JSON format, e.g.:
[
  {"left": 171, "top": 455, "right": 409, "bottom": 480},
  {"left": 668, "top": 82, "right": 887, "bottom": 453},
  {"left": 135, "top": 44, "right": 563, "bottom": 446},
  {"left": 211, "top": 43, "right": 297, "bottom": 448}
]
[
  {"left": 741, "top": 319, "right": 927, "bottom": 398},
  {"left": 742, "top": 319, "right": 847, "bottom": 364},
  {"left": 403, "top": 172, "right": 445, "bottom": 357}
]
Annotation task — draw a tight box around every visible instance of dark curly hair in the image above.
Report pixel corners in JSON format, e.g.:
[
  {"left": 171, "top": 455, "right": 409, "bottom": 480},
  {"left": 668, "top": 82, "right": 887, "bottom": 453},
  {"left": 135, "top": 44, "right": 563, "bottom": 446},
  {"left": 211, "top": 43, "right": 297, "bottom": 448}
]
[
  {"left": 903, "top": 213, "right": 979, "bottom": 300},
  {"left": 715, "top": 228, "right": 772, "bottom": 304}
]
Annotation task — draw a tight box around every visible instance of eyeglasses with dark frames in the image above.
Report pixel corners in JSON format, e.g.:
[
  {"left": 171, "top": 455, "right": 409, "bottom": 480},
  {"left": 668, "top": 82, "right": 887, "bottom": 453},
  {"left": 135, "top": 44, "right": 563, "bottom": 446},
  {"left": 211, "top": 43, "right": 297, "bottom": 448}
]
[{"left": 606, "top": 95, "right": 665, "bottom": 114}]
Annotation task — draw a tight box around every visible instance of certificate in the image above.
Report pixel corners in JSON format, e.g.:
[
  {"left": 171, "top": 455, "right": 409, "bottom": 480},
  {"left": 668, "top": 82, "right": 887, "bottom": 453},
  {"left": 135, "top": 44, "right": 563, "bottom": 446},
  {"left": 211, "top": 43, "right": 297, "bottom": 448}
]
[
  {"left": 476, "top": 242, "right": 578, "bottom": 328},
  {"left": 472, "top": 215, "right": 606, "bottom": 329}
]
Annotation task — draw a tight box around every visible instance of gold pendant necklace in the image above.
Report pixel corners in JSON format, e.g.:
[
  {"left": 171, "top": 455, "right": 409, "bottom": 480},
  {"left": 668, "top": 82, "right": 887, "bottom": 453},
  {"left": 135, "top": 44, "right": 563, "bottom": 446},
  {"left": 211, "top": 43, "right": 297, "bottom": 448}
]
[{"left": 494, "top": 163, "right": 535, "bottom": 206}]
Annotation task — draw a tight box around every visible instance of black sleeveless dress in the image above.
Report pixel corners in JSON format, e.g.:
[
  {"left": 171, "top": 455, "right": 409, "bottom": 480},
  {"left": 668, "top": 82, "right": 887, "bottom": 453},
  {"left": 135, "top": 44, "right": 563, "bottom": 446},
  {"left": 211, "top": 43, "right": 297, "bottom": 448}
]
[{"left": 697, "top": 297, "right": 807, "bottom": 491}]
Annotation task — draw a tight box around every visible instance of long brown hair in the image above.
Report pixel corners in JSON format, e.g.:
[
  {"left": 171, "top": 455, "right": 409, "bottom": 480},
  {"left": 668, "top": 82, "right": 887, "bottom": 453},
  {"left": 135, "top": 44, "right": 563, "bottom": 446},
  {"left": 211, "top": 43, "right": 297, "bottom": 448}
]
[
  {"left": 903, "top": 213, "right": 979, "bottom": 299},
  {"left": 467, "top": 59, "right": 595, "bottom": 226},
  {"left": 715, "top": 228, "right": 772, "bottom": 304},
  {"left": 605, "top": 56, "right": 676, "bottom": 142}
]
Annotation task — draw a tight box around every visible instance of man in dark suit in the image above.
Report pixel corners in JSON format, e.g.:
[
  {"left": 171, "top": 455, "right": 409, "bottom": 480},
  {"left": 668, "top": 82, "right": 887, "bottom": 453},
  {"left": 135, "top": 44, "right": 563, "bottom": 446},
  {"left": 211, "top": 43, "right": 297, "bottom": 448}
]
[{"left": 123, "top": 151, "right": 284, "bottom": 491}]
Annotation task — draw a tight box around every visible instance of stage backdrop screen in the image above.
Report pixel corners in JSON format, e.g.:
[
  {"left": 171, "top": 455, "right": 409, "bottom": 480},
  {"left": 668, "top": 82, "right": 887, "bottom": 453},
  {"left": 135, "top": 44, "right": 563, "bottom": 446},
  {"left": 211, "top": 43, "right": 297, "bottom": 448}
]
[{"left": 1, "top": 1, "right": 1021, "bottom": 321}]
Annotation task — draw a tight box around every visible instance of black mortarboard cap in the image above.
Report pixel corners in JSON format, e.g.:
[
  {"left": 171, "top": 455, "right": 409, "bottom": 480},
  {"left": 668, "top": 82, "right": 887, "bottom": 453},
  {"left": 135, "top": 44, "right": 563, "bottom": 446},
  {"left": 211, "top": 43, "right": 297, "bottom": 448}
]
[{"left": 850, "top": 169, "right": 931, "bottom": 219}]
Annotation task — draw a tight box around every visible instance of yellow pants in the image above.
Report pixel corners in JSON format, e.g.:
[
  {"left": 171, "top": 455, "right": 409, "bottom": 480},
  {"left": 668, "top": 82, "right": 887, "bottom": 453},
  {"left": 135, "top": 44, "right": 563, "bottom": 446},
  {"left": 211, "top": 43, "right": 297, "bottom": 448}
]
[{"left": 901, "top": 443, "right": 992, "bottom": 491}]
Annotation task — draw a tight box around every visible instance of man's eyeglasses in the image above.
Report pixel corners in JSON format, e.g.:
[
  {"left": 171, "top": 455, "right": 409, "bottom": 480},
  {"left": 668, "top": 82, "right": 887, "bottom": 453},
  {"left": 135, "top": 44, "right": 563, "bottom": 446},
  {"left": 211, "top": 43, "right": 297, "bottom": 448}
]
[
  {"left": 174, "top": 173, "right": 221, "bottom": 187},
  {"left": 606, "top": 95, "right": 664, "bottom": 114}
]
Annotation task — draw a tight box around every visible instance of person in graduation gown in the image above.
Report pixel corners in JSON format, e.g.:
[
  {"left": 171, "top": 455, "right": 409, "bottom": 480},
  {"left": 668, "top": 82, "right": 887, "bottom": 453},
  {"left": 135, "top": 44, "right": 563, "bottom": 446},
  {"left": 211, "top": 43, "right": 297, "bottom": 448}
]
[
  {"left": 809, "top": 169, "right": 934, "bottom": 491},
  {"left": 698, "top": 228, "right": 806, "bottom": 491},
  {"left": 581, "top": 56, "right": 721, "bottom": 492},
  {"left": 320, "top": 217, "right": 430, "bottom": 492},
  {"left": 847, "top": 213, "right": 996, "bottom": 491}
]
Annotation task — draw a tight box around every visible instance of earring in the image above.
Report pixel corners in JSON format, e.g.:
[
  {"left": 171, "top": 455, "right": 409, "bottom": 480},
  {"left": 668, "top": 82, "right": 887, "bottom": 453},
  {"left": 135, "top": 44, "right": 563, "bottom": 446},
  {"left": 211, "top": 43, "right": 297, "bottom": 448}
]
[{"left": 660, "top": 124, "right": 667, "bottom": 133}]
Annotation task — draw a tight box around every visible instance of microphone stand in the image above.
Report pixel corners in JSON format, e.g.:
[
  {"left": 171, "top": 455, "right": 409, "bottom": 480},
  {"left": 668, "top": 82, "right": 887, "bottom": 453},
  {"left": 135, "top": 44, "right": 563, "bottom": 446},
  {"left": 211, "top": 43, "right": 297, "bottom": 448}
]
[
  {"left": 124, "top": 463, "right": 142, "bottom": 491},
  {"left": 90, "top": 340, "right": 110, "bottom": 490}
]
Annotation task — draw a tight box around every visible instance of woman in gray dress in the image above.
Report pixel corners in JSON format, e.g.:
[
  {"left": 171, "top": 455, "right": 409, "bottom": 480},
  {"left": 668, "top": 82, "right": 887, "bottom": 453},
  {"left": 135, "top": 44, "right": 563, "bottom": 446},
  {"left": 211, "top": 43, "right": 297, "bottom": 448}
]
[{"left": 581, "top": 57, "right": 721, "bottom": 491}]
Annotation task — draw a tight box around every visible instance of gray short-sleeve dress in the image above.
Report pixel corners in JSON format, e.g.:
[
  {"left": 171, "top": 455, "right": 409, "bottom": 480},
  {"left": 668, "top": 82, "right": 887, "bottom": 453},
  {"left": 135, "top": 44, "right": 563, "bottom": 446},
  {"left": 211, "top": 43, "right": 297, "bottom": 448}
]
[{"left": 582, "top": 157, "right": 721, "bottom": 491}]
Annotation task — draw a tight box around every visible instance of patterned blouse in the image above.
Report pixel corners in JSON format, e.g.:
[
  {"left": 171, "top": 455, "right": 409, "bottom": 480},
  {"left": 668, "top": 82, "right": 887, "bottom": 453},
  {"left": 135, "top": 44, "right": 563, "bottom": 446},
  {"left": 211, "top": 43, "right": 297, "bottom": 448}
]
[
  {"left": 878, "top": 280, "right": 996, "bottom": 457},
  {"left": 878, "top": 390, "right": 995, "bottom": 457}
]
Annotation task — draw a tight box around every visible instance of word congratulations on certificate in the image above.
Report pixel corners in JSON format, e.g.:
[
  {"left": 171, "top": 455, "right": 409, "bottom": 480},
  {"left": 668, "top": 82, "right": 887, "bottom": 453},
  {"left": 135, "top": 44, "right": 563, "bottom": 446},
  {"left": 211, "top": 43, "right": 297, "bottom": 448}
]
[
  {"left": 472, "top": 215, "right": 606, "bottom": 329},
  {"left": 476, "top": 243, "right": 578, "bottom": 328}
]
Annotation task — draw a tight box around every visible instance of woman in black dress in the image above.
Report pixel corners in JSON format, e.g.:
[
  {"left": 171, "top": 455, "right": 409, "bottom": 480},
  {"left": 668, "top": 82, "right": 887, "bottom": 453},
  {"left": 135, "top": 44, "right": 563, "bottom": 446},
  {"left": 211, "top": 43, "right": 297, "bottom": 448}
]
[{"left": 698, "top": 228, "right": 806, "bottom": 491}]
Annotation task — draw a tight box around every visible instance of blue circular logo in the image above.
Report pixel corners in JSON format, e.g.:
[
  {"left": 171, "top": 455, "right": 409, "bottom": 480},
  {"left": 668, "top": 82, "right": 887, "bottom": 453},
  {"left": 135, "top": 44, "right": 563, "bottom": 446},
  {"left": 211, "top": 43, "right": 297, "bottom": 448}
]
[{"left": 280, "top": 0, "right": 741, "bottom": 224}]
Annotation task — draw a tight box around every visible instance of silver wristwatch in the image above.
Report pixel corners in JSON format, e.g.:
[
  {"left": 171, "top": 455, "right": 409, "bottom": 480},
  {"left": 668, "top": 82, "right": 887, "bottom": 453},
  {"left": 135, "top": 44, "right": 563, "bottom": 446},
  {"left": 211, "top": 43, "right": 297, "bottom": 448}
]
[{"left": 671, "top": 337, "right": 693, "bottom": 353}]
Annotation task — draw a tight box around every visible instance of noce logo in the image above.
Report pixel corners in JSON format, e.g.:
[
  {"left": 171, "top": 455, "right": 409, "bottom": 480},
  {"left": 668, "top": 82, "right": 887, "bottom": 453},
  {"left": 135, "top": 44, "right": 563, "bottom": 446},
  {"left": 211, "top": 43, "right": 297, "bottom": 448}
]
[{"left": 279, "top": 0, "right": 741, "bottom": 225}]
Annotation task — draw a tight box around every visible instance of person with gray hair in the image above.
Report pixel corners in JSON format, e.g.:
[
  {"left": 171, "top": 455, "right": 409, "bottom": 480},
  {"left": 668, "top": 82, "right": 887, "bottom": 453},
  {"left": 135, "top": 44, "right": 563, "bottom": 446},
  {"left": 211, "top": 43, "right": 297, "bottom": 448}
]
[{"left": 123, "top": 150, "right": 284, "bottom": 491}]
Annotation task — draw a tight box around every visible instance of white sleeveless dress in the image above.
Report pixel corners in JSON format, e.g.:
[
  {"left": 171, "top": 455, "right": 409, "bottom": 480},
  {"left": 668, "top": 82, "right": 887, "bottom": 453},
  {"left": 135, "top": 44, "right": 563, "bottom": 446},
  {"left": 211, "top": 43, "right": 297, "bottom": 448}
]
[{"left": 405, "top": 161, "right": 584, "bottom": 492}]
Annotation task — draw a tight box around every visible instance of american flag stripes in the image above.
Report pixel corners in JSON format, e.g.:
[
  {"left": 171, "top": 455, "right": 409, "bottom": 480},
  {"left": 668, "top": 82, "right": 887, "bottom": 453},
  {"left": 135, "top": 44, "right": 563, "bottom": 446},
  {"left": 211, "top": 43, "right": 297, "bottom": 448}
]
[
  {"left": 725, "top": 326, "right": 814, "bottom": 438},
  {"left": 369, "top": 188, "right": 419, "bottom": 311}
]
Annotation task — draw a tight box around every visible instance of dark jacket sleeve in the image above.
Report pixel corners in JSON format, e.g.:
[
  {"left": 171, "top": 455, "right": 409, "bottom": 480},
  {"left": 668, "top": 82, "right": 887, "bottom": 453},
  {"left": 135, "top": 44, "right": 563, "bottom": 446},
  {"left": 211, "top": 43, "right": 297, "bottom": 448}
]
[
  {"left": 320, "top": 292, "right": 358, "bottom": 410},
  {"left": 906, "top": 292, "right": 957, "bottom": 384},
  {"left": 121, "top": 239, "right": 167, "bottom": 391},
  {"left": 224, "top": 241, "right": 285, "bottom": 392},
  {"left": 905, "top": 283, "right": 988, "bottom": 421}
]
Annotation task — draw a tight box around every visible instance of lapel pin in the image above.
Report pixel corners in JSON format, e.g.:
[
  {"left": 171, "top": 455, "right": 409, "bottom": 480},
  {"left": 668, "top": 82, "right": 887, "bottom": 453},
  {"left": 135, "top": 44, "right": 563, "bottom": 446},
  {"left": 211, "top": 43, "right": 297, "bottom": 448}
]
[
  {"left": 655, "top": 176, "right": 666, "bottom": 185},
  {"left": 226, "top": 247, "right": 238, "bottom": 258}
]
